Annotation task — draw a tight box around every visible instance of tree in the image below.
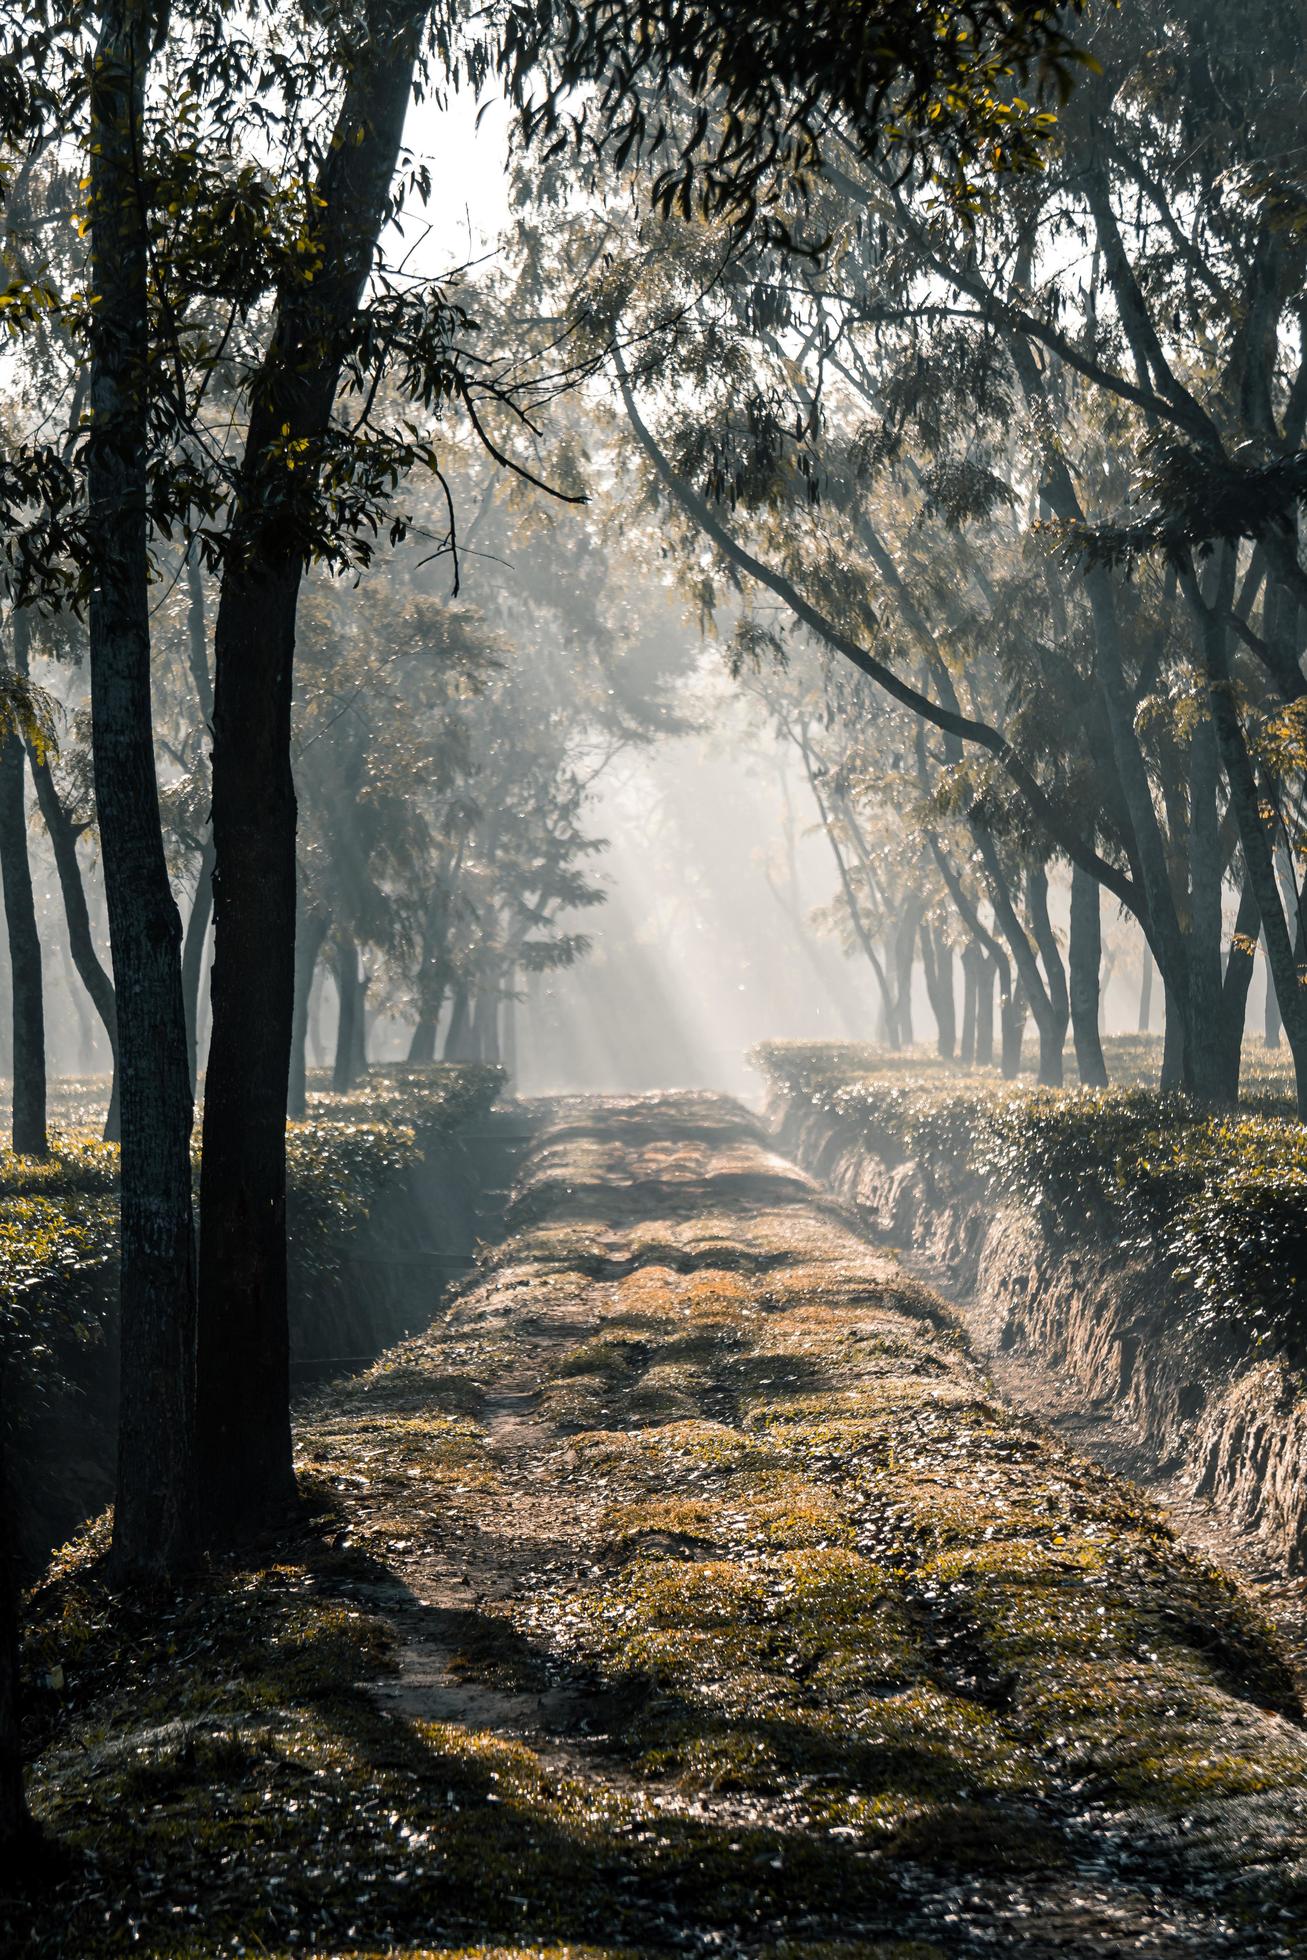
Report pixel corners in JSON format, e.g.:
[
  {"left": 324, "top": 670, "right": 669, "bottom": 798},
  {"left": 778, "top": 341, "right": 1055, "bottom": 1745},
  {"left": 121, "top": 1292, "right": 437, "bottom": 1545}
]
[
  {"left": 195, "top": 0, "right": 434, "bottom": 1542},
  {"left": 86, "top": 0, "right": 199, "bottom": 1578}
]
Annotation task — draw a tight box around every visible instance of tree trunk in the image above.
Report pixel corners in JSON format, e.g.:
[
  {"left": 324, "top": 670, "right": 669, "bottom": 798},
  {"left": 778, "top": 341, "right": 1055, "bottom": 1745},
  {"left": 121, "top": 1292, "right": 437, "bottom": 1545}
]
[
  {"left": 289, "top": 900, "right": 329, "bottom": 1119},
  {"left": 332, "top": 937, "right": 363, "bottom": 1095},
  {"left": 0, "top": 722, "right": 46, "bottom": 1157},
  {"left": 976, "top": 955, "right": 997, "bottom": 1068},
  {"left": 407, "top": 1013, "right": 438, "bottom": 1064},
  {"left": 409, "top": 1019, "right": 438, "bottom": 1066},
  {"left": 471, "top": 988, "right": 499, "bottom": 1066},
  {"left": 0, "top": 941, "right": 12, "bottom": 1079},
  {"left": 1000, "top": 983, "right": 1025, "bottom": 1078},
  {"left": 407, "top": 896, "right": 448, "bottom": 1063},
  {"left": 181, "top": 552, "right": 214, "bottom": 1096},
  {"left": 959, "top": 943, "right": 980, "bottom": 1065},
  {"left": 891, "top": 902, "right": 921, "bottom": 1048},
  {"left": 181, "top": 840, "right": 214, "bottom": 1094},
  {"left": 196, "top": 10, "right": 423, "bottom": 1545},
  {"left": 88, "top": 0, "right": 197, "bottom": 1581},
  {"left": 1138, "top": 950, "right": 1153, "bottom": 1034},
  {"left": 1264, "top": 933, "right": 1282, "bottom": 1047},
  {"left": 13, "top": 612, "right": 119, "bottom": 1139},
  {"left": 1184, "top": 711, "right": 1231, "bottom": 1106},
  {"left": 1026, "top": 865, "right": 1070, "bottom": 1088},
  {"left": 974, "top": 827, "right": 1062, "bottom": 1086},
  {"left": 444, "top": 984, "right": 473, "bottom": 1061},
  {"left": 919, "top": 920, "right": 956, "bottom": 1059},
  {"left": 1196, "top": 555, "right": 1307, "bottom": 1114},
  {"left": 1161, "top": 981, "right": 1186, "bottom": 1091},
  {"left": 1069, "top": 862, "right": 1108, "bottom": 1088},
  {"left": 1216, "top": 878, "right": 1260, "bottom": 1103}
]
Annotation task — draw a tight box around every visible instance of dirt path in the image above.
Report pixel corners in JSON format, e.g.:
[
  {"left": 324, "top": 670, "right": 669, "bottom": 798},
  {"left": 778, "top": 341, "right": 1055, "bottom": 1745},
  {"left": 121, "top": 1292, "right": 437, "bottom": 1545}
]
[{"left": 19, "top": 1093, "right": 1307, "bottom": 1959}]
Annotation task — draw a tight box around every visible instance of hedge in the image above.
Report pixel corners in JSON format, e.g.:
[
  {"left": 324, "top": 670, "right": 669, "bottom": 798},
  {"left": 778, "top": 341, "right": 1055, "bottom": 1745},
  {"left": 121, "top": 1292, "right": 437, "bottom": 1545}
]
[
  {"left": 0, "top": 1062, "right": 504, "bottom": 1564},
  {"left": 754, "top": 1040, "right": 1307, "bottom": 1356}
]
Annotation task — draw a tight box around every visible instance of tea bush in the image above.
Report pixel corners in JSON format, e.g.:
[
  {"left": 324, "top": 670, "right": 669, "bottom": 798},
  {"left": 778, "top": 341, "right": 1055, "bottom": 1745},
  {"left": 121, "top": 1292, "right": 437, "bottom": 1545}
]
[
  {"left": 0, "top": 1063, "right": 504, "bottom": 1559},
  {"left": 755, "top": 1042, "right": 1307, "bottom": 1355}
]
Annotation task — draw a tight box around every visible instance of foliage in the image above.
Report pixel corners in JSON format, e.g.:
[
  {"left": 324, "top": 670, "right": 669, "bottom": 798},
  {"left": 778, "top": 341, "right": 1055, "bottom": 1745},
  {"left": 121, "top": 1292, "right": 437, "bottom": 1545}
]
[
  {"left": 755, "top": 1041, "right": 1307, "bottom": 1352},
  {"left": 0, "top": 1065, "right": 502, "bottom": 1469},
  {"left": 499, "top": 0, "right": 1089, "bottom": 229}
]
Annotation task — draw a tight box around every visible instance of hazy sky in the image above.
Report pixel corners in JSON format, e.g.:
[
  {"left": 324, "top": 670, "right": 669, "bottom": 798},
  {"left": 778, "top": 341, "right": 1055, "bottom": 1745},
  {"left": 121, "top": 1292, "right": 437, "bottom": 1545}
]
[{"left": 401, "top": 87, "right": 514, "bottom": 276}]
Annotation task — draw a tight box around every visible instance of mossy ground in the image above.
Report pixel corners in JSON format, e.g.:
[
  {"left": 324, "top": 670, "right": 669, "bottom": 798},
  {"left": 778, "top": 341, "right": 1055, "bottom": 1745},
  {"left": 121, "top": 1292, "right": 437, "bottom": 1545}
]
[{"left": 8, "top": 1093, "right": 1307, "bottom": 1957}]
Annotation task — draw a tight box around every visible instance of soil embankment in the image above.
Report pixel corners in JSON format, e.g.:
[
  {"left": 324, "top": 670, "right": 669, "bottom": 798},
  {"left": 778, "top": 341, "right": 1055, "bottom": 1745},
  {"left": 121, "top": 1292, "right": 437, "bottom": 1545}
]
[
  {"left": 16, "top": 1093, "right": 1307, "bottom": 1957},
  {"left": 770, "top": 1081, "right": 1307, "bottom": 1596}
]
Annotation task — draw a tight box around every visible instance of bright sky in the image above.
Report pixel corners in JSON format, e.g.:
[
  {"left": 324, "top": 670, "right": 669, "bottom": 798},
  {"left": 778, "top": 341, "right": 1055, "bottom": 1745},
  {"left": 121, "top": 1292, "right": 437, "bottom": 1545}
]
[{"left": 399, "top": 86, "right": 515, "bottom": 279}]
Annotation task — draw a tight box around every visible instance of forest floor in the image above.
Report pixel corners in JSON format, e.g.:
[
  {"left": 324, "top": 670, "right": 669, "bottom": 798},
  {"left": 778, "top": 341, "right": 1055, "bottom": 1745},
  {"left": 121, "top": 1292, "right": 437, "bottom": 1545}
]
[{"left": 12, "top": 1093, "right": 1307, "bottom": 1958}]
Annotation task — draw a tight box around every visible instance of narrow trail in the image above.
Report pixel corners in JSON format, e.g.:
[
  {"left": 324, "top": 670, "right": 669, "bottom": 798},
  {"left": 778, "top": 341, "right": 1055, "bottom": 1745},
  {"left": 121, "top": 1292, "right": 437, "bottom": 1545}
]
[{"left": 22, "top": 1092, "right": 1307, "bottom": 1958}]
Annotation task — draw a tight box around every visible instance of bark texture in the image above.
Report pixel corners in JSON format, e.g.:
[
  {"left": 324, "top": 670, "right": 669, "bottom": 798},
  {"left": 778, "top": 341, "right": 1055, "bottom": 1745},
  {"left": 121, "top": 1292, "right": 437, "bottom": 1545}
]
[
  {"left": 331, "top": 936, "right": 365, "bottom": 1095},
  {"left": 0, "top": 722, "right": 46, "bottom": 1156},
  {"left": 1069, "top": 862, "right": 1108, "bottom": 1088},
  {"left": 289, "top": 898, "right": 329, "bottom": 1118},
  {"left": 12, "top": 613, "right": 119, "bottom": 1137},
  {"left": 88, "top": 0, "right": 197, "bottom": 1579},
  {"left": 196, "top": 7, "right": 423, "bottom": 1540},
  {"left": 181, "top": 842, "right": 214, "bottom": 1093}
]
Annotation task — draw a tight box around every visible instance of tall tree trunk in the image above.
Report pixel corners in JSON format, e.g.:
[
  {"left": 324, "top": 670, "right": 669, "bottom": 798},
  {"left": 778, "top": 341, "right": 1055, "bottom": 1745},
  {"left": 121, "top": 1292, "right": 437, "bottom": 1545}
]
[
  {"left": 1264, "top": 933, "right": 1282, "bottom": 1047},
  {"left": 1013, "top": 340, "right": 1205, "bottom": 1092},
  {"left": 1026, "top": 865, "right": 1070, "bottom": 1087},
  {"left": 444, "top": 984, "right": 472, "bottom": 1061},
  {"left": 1161, "top": 981, "right": 1186, "bottom": 1091},
  {"left": 0, "top": 719, "right": 46, "bottom": 1156},
  {"left": 1192, "top": 551, "right": 1307, "bottom": 1115},
  {"left": 976, "top": 954, "right": 997, "bottom": 1068},
  {"left": 919, "top": 920, "right": 956, "bottom": 1059},
  {"left": 181, "top": 840, "right": 214, "bottom": 1094},
  {"left": 1069, "top": 863, "right": 1108, "bottom": 1088},
  {"left": 88, "top": 0, "right": 197, "bottom": 1581},
  {"left": 891, "top": 902, "right": 921, "bottom": 1048},
  {"left": 1184, "top": 710, "right": 1231, "bottom": 1105},
  {"left": 0, "top": 940, "right": 12, "bottom": 1079},
  {"left": 1138, "top": 948, "right": 1154, "bottom": 1034},
  {"left": 407, "top": 896, "right": 448, "bottom": 1063},
  {"left": 196, "top": 9, "right": 424, "bottom": 1544},
  {"left": 332, "top": 937, "right": 363, "bottom": 1096},
  {"left": 407, "top": 1013, "right": 438, "bottom": 1064},
  {"left": 13, "top": 613, "right": 119, "bottom": 1139},
  {"left": 1000, "top": 983, "right": 1025, "bottom": 1078},
  {"left": 973, "top": 828, "right": 1063, "bottom": 1086},
  {"left": 959, "top": 942, "right": 980, "bottom": 1066},
  {"left": 1216, "top": 878, "right": 1260, "bottom": 1102},
  {"left": 289, "top": 899, "right": 329, "bottom": 1119},
  {"left": 181, "top": 552, "right": 214, "bottom": 1095},
  {"left": 472, "top": 987, "right": 500, "bottom": 1066}
]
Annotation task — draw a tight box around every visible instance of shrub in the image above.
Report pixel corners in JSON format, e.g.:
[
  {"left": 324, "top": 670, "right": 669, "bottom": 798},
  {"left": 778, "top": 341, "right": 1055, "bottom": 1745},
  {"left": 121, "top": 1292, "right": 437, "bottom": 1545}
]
[
  {"left": 0, "top": 1063, "right": 504, "bottom": 1562},
  {"left": 754, "top": 1042, "right": 1307, "bottom": 1356}
]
